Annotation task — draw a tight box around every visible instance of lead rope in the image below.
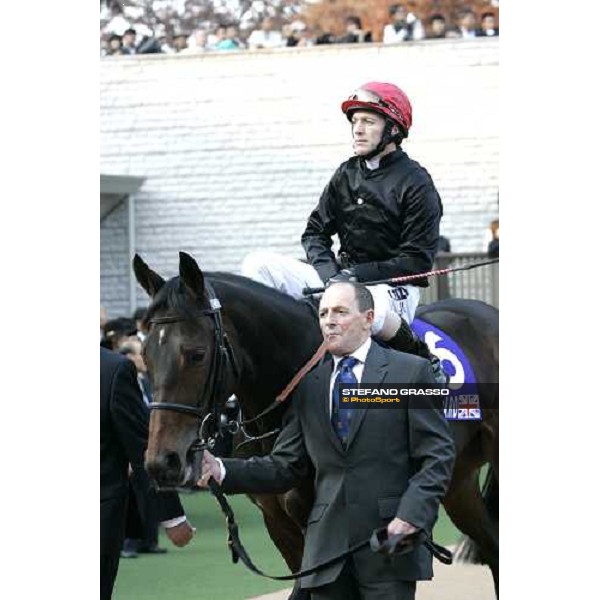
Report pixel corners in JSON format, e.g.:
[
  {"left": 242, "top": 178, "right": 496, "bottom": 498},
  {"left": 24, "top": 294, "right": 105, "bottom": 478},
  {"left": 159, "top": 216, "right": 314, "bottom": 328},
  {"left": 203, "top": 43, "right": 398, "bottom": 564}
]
[
  {"left": 207, "top": 477, "right": 452, "bottom": 582},
  {"left": 240, "top": 341, "right": 329, "bottom": 429}
]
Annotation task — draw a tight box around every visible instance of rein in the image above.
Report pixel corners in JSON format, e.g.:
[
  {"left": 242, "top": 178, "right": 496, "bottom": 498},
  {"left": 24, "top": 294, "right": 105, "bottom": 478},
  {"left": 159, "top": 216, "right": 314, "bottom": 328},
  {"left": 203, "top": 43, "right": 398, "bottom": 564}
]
[
  {"left": 232, "top": 340, "right": 329, "bottom": 449},
  {"left": 206, "top": 477, "right": 453, "bottom": 581}
]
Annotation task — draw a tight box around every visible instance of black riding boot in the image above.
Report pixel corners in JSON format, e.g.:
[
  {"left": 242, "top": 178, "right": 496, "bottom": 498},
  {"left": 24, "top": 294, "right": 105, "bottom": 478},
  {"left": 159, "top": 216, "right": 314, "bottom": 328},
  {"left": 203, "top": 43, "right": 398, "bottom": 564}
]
[{"left": 385, "top": 319, "right": 448, "bottom": 384}]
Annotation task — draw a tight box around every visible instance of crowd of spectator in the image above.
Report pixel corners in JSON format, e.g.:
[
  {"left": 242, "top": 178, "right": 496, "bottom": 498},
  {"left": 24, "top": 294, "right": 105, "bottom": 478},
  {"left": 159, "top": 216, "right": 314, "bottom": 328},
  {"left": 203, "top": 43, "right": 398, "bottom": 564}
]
[{"left": 100, "top": 1, "right": 499, "bottom": 56}]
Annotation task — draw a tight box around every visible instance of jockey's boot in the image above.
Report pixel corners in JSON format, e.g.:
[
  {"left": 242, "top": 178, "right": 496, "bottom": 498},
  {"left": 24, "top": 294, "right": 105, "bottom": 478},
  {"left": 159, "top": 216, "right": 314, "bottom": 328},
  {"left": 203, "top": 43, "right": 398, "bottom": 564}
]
[{"left": 385, "top": 318, "right": 448, "bottom": 384}]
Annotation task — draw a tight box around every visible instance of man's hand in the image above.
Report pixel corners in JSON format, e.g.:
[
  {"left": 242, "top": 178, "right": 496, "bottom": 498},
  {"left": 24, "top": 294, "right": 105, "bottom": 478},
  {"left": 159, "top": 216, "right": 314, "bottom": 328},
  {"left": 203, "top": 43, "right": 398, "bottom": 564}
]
[
  {"left": 197, "top": 450, "right": 223, "bottom": 487},
  {"left": 387, "top": 517, "right": 418, "bottom": 537},
  {"left": 165, "top": 519, "right": 195, "bottom": 547},
  {"left": 326, "top": 269, "right": 357, "bottom": 287}
]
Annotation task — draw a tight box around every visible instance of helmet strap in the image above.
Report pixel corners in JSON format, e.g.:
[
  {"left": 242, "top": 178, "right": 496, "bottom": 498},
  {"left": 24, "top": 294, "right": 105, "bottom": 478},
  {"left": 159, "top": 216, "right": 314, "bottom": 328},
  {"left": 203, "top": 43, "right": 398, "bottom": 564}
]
[{"left": 361, "top": 119, "right": 396, "bottom": 161}]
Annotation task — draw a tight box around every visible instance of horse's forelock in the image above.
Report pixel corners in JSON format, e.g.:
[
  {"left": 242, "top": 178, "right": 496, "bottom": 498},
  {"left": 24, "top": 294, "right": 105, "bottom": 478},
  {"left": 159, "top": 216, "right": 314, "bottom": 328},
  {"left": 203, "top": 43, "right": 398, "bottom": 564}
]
[{"left": 144, "top": 277, "right": 199, "bottom": 324}]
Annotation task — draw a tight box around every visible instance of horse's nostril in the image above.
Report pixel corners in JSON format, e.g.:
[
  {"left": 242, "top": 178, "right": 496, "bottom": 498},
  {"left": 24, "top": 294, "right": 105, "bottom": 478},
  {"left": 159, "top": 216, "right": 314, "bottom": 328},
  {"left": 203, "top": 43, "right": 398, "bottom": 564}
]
[
  {"left": 146, "top": 452, "right": 183, "bottom": 485},
  {"left": 164, "top": 451, "right": 182, "bottom": 473},
  {"left": 145, "top": 459, "right": 162, "bottom": 481}
]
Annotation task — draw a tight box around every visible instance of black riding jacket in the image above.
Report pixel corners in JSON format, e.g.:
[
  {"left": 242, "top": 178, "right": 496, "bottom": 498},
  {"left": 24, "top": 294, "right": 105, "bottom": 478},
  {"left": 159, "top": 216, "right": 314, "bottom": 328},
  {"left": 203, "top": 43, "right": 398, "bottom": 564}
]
[{"left": 301, "top": 148, "right": 443, "bottom": 287}]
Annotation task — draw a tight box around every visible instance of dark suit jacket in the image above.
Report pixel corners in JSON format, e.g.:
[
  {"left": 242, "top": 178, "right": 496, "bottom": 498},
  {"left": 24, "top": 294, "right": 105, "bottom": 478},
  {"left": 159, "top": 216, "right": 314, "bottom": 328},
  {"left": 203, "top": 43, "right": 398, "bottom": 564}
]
[
  {"left": 100, "top": 348, "right": 183, "bottom": 556},
  {"left": 222, "top": 341, "right": 455, "bottom": 588}
]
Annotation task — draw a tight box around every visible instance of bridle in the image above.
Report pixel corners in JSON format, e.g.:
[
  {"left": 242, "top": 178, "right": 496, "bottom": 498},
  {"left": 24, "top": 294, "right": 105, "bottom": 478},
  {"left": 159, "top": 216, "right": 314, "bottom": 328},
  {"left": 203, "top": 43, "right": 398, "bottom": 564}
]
[
  {"left": 145, "top": 279, "right": 311, "bottom": 491},
  {"left": 147, "top": 280, "right": 239, "bottom": 456}
]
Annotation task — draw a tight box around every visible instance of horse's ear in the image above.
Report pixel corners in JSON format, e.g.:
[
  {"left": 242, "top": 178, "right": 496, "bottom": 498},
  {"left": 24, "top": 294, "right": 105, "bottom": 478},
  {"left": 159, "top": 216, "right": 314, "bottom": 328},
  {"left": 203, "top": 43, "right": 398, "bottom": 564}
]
[
  {"left": 179, "top": 252, "right": 205, "bottom": 298},
  {"left": 133, "top": 254, "right": 165, "bottom": 298}
]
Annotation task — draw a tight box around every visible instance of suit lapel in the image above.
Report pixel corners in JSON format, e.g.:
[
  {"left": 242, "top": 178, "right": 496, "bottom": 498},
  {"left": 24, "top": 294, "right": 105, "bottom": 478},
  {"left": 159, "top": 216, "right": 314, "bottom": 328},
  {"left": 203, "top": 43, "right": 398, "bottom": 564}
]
[
  {"left": 311, "top": 356, "right": 346, "bottom": 455},
  {"left": 347, "top": 341, "right": 389, "bottom": 449}
]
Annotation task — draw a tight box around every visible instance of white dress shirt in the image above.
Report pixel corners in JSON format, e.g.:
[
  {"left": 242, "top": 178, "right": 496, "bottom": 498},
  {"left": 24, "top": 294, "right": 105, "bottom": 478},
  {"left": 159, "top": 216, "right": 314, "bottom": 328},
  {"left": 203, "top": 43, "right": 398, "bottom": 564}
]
[
  {"left": 161, "top": 515, "right": 187, "bottom": 528},
  {"left": 328, "top": 337, "right": 371, "bottom": 416}
]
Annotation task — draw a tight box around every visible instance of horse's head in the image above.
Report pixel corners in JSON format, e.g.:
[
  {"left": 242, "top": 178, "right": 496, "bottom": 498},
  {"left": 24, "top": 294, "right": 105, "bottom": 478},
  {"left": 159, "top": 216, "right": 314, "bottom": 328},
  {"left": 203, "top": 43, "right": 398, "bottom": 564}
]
[{"left": 133, "top": 251, "right": 232, "bottom": 488}]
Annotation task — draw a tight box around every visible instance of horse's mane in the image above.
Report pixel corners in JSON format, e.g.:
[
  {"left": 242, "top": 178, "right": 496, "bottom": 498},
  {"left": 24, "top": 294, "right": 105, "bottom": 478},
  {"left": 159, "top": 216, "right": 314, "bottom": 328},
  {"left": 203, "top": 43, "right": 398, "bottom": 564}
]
[{"left": 143, "top": 272, "right": 316, "bottom": 327}]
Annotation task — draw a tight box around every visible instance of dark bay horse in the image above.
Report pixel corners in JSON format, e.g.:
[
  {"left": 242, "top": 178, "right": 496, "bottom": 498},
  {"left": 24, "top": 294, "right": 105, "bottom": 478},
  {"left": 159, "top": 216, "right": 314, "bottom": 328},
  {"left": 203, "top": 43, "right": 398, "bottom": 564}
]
[{"left": 134, "top": 252, "right": 499, "bottom": 596}]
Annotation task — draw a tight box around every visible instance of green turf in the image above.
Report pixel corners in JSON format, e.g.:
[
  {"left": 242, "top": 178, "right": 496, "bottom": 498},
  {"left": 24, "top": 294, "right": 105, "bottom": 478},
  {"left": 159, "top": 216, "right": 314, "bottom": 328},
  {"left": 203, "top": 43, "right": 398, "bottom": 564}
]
[{"left": 113, "top": 492, "right": 461, "bottom": 600}]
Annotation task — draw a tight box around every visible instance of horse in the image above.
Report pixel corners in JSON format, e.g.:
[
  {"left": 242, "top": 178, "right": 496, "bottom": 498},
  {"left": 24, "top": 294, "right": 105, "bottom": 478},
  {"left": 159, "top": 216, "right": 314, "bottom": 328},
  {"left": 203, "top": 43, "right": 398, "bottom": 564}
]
[{"left": 133, "top": 252, "right": 499, "bottom": 597}]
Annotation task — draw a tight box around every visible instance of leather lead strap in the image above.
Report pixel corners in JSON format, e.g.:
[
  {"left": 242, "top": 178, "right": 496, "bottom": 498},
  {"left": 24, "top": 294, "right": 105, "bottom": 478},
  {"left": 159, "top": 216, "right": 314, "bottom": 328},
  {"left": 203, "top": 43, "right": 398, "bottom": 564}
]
[
  {"left": 241, "top": 341, "right": 329, "bottom": 427},
  {"left": 207, "top": 478, "right": 453, "bottom": 581}
]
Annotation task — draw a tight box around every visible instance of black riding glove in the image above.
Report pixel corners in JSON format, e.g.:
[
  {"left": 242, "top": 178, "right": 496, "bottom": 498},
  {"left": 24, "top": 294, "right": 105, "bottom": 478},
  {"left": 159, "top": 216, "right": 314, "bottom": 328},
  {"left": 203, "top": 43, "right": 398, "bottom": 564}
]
[{"left": 326, "top": 269, "right": 357, "bottom": 287}]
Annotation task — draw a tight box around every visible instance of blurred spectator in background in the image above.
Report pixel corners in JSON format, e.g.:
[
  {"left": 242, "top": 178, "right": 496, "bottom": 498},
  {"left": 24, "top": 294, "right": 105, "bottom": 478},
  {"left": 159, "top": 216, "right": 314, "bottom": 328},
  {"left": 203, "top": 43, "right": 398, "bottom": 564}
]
[
  {"left": 172, "top": 32, "right": 189, "bottom": 52},
  {"left": 207, "top": 24, "right": 227, "bottom": 49},
  {"left": 137, "top": 35, "right": 164, "bottom": 54},
  {"left": 226, "top": 24, "right": 246, "bottom": 49},
  {"left": 100, "top": 347, "right": 192, "bottom": 596},
  {"left": 477, "top": 12, "right": 499, "bottom": 37},
  {"left": 133, "top": 307, "right": 148, "bottom": 341},
  {"left": 283, "top": 21, "right": 313, "bottom": 47},
  {"left": 182, "top": 28, "right": 210, "bottom": 53},
  {"left": 120, "top": 338, "right": 152, "bottom": 406},
  {"left": 250, "top": 16, "right": 283, "bottom": 49},
  {"left": 104, "top": 1, "right": 130, "bottom": 37},
  {"left": 427, "top": 14, "right": 446, "bottom": 39},
  {"left": 297, "top": 26, "right": 315, "bottom": 47},
  {"left": 151, "top": 24, "right": 174, "bottom": 54},
  {"left": 458, "top": 8, "right": 478, "bottom": 39},
  {"left": 102, "top": 318, "right": 137, "bottom": 350},
  {"left": 121, "top": 28, "right": 137, "bottom": 54},
  {"left": 427, "top": 14, "right": 459, "bottom": 39},
  {"left": 106, "top": 34, "right": 124, "bottom": 56},
  {"left": 487, "top": 219, "right": 499, "bottom": 258},
  {"left": 282, "top": 22, "right": 295, "bottom": 46},
  {"left": 337, "top": 15, "right": 371, "bottom": 44},
  {"left": 314, "top": 24, "right": 335, "bottom": 44},
  {"left": 247, "top": 16, "right": 284, "bottom": 49},
  {"left": 211, "top": 23, "right": 244, "bottom": 50},
  {"left": 117, "top": 339, "right": 168, "bottom": 559},
  {"left": 383, "top": 4, "right": 424, "bottom": 43},
  {"left": 101, "top": 1, "right": 499, "bottom": 56}
]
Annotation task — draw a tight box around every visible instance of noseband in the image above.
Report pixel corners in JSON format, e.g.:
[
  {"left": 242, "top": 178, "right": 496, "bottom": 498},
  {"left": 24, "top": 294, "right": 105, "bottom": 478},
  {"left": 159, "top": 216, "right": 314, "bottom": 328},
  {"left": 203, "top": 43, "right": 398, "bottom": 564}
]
[{"left": 147, "top": 281, "right": 239, "bottom": 451}]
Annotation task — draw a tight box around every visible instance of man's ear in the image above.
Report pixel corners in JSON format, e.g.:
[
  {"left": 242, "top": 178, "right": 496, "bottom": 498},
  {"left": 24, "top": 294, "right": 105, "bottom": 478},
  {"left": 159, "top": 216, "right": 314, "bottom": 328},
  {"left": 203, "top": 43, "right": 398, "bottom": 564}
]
[{"left": 365, "top": 309, "right": 375, "bottom": 327}]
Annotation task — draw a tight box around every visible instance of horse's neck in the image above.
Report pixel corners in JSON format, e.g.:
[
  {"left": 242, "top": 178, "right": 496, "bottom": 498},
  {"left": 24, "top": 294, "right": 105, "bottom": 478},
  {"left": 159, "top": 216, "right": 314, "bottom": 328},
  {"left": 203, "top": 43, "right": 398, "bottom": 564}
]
[{"left": 222, "top": 289, "right": 321, "bottom": 415}]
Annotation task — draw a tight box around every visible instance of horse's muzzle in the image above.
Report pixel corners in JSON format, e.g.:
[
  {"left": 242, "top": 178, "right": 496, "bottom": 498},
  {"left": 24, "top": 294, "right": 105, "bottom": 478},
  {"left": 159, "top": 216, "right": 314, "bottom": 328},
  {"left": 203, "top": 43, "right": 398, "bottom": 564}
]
[
  {"left": 146, "top": 446, "right": 203, "bottom": 490},
  {"left": 146, "top": 451, "right": 186, "bottom": 487}
]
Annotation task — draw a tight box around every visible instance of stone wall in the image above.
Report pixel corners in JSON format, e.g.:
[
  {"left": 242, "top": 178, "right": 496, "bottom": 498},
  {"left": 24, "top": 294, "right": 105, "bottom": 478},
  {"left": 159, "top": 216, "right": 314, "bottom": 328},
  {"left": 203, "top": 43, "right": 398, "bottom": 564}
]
[
  {"left": 100, "top": 200, "right": 130, "bottom": 317},
  {"left": 100, "top": 38, "right": 498, "bottom": 315}
]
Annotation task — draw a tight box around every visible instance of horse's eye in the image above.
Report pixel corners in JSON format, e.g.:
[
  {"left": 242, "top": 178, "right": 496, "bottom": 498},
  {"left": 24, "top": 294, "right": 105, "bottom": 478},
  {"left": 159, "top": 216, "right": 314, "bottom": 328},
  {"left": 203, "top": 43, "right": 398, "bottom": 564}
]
[{"left": 185, "top": 349, "right": 206, "bottom": 365}]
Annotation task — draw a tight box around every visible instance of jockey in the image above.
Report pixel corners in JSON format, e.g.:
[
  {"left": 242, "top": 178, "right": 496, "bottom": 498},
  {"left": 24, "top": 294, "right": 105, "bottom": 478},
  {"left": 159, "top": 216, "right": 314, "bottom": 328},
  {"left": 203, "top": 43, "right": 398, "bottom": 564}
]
[{"left": 242, "top": 82, "right": 445, "bottom": 380}]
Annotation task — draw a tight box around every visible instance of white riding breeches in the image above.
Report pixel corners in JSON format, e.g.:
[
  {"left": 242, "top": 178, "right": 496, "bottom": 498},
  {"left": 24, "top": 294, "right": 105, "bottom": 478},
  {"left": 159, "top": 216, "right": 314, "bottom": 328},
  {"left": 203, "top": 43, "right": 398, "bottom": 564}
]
[{"left": 240, "top": 251, "right": 420, "bottom": 336}]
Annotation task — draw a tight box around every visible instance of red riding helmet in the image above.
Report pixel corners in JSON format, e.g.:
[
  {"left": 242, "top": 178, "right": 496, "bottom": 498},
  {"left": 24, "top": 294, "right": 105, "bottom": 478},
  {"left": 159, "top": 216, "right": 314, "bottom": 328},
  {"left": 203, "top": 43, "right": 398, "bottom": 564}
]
[{"left": 341, "top": 82, "right": 413, "bottom": 137}]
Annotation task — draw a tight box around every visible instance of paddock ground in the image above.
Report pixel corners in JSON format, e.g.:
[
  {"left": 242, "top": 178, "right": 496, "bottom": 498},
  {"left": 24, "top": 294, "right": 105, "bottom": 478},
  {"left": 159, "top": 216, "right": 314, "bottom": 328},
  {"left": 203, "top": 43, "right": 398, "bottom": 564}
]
[
  {"left": 249, "top": 558, "right": 495, "bottom": 600},
  {"left": 114, "top": 493, "right": 496, "bottom": 600}
]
